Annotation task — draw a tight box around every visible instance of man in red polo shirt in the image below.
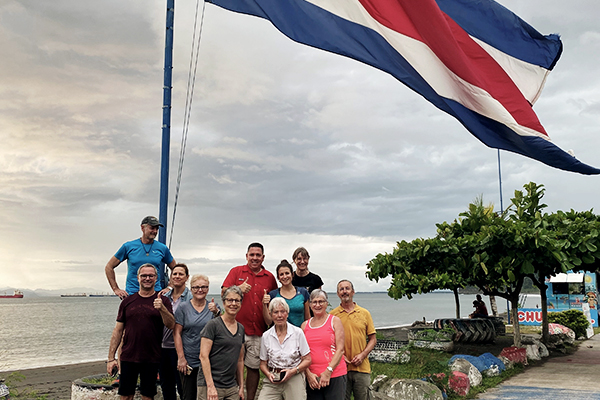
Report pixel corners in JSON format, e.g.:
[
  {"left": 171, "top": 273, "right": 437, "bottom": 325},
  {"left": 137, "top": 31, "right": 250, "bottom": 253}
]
[{"left": 221, "top": 242, "right": 277, "bottom": 400}]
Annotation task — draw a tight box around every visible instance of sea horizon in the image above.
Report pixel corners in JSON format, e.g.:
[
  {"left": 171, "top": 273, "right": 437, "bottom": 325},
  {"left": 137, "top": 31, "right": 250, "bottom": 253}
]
[{"left": 0, "top": 292, "right": 540, "bottom": 372}]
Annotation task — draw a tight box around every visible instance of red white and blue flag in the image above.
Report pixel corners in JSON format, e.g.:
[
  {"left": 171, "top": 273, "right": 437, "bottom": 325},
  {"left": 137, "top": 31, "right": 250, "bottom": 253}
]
[{"left": 207, "top": 0, "right": 600, "bottom": 174}]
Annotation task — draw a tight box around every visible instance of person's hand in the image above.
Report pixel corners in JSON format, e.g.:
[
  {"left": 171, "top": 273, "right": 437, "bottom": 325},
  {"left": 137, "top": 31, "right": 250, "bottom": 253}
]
[
  {"left": 306, "top": 370, "right": 320, "bottom": 390},
  {"left": 279, "top": 369, "right": 294, "bottom": 383},
  {"left": 238, "top": 385, "right": 245, "bottom": 400},
  {"left": 159, "top": 287, "right": 171, "bottom": 297},
  {"left": 207, "top": 384, "right": 219, "bottom": 400},
  {"left": 208, "top": 298, "right": 219, "bottom": 314},
  {"left": 177, "top": 357, "right": 188, "bottom": 374},
  {"left": 153, "top": 297, "right": 164, "bottom": 310},
  {"left": 113, "top": 288, "right": 128, "bottom": 300},
  {"left": 319, "top": 369, "right": 332, "bottom": 388},
  {"left": 238, "top": 278, "right": 251, "bottom": 294},
  {"left": 262, "top": 289, "right": 270, "bottom": 305},
  {"left": 351, "top": 352, "right": 366, "bottom": 366},
  {"left": 106, "top": 359, "right": 118, "bottom": 375}
]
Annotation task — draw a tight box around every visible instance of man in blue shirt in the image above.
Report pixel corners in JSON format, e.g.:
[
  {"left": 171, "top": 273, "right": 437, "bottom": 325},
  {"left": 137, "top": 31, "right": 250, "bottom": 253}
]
[{"left": 105, "top": 216, "right": 177, "bottom": 299}]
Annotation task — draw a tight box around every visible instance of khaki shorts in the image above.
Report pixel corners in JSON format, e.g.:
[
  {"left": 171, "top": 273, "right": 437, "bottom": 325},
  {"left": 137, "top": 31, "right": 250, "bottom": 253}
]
[
  {"left": 258, "top": 372, "right": 306, "bottom": 400},
  {"left": 197, "top": 385, "right": 239, "bottom": 400},
  {"left": 244, "top": 334, "right": 261, "bottom": 370}
]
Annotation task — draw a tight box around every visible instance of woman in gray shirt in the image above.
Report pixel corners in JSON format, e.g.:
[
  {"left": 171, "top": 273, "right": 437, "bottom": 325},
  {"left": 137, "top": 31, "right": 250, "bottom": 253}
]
[
  {"left": 173, "top": 274, "right": 219, "bottom": 400},
  {"left": 198, "top": 286, "right": 245, "bottom": 400}
]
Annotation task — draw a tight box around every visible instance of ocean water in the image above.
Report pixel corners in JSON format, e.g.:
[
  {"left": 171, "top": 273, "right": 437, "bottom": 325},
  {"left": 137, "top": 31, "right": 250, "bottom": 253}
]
[{"left": 0, "top": 292, "right": 539, "bottom": 372}]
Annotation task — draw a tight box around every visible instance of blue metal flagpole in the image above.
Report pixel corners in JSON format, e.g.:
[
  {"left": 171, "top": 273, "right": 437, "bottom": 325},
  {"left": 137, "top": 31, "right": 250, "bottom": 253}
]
[{"left": 159, "top": 0, "right": 174, "bottom": 287}]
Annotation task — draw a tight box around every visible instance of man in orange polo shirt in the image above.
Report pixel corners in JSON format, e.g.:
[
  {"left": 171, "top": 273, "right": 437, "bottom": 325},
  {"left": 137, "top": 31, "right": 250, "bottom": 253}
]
[
  {"left": 222, "top": 242, "right": 277, "bottom": 400},
  {"left": 331, "top": 279, "right": 377, "bottom": 400}
]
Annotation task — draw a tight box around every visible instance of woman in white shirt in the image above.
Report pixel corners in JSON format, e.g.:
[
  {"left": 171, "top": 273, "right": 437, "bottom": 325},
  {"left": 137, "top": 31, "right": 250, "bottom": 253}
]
[{"left": 258, "top": 297, "right": 312, "bottom": 400}]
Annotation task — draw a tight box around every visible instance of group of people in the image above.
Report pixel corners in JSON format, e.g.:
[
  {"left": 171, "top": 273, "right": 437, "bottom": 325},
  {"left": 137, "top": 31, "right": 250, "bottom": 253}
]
[{"left": 104, "top": 216, "right": 377, "bottom": 400}]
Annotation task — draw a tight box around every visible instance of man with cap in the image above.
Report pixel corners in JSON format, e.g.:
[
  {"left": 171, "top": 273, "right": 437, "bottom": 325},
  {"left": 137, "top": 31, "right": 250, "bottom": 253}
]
[{"left": 105, "top": 216, "right": 177, "bottom": 299}]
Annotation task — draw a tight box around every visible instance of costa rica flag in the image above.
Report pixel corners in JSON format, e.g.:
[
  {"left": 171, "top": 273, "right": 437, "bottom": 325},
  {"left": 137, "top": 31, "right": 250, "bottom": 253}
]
[{"left": 207, "top": 0, "right": 600, "bottom": 174}]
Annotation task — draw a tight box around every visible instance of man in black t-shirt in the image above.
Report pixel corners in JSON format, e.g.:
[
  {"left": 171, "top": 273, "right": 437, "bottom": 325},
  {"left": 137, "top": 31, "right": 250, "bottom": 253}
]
[{"left": 107, "top": 264, "right": 175, "bottom": 400}]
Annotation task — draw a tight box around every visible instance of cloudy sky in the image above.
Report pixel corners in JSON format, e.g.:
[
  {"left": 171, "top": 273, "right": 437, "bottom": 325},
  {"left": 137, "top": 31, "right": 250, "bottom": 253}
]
[{"left": 1, "top": 0, "right": 598, "bottom": 293}]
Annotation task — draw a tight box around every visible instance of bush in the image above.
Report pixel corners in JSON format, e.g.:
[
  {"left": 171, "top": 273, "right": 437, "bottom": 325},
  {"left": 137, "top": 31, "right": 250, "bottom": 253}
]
[{"left": 548, "top": 309, "right": 589, "bottom": 338}]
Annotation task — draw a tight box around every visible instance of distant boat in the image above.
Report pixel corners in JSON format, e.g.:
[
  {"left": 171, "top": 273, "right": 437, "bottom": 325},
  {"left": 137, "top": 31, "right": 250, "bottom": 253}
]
[
  {"left": 0, "top": 290, "right": 24, "bottom": 299},
  {"left": 60, "top": 293, "right": 88, "bottom": 297},
  {"left": 88, "top": 293, "right": 118, "bottom": 297}
]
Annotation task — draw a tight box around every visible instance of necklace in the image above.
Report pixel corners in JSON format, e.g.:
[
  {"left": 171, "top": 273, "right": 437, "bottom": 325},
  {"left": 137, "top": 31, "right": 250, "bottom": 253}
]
[{"left": 141, "top": 239, "right": 154, "bottom": 256}]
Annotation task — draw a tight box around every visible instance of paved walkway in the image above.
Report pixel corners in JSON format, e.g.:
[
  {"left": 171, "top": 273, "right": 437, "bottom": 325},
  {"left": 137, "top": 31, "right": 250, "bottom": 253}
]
[{"left": 477, "top": 334, "right": 600, "bottom": 399}]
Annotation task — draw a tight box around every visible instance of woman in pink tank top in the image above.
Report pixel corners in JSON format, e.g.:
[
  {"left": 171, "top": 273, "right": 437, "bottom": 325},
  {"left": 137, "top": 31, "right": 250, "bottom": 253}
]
[{"left": 301, "top": 289, "right": 346, "bottom": 400}]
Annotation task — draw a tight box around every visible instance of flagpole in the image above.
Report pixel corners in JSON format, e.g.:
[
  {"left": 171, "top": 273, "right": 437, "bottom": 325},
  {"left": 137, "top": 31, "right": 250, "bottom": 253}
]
[
  {"left": 497, "top": 149, "right": 504, "bottom": 213},
  {"left": 497, "top": 149, "right": 510, "bottom": 323},
  {"left": 159, "top": 0, "right": 174, "bottom": 288}
]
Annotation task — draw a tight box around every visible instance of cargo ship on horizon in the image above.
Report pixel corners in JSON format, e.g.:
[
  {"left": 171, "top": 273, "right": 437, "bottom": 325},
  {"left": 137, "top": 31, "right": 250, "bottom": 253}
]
[{"left": 0, "top": 290, "right": 24, "bottom": 299}]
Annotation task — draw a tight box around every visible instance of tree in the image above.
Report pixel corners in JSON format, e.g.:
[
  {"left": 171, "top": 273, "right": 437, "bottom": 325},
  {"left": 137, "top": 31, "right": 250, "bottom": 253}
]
[
  {"left": 367, "top": 236, "right": 469, "bottom": 318},
  {"left": 367, "top": 182, "right": 600, "bottom": 347}
]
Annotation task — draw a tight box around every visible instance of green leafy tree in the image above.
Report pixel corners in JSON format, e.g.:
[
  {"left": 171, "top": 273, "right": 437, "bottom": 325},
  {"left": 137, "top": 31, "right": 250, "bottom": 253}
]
[{"left": 367, "top": 182, "right": 600, "bottom": 347}]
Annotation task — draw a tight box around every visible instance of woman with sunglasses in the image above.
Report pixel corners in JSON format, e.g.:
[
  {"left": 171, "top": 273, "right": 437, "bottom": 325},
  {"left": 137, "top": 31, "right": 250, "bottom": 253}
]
[
  {"left": 173, "top": 274, "right": 220, "bottom": 400},
  {"left": 301, "top": 289, "right": 346, "bottom": 400},
  {"left": 199, "top": 286, "right": 246, "bottom": 400}
]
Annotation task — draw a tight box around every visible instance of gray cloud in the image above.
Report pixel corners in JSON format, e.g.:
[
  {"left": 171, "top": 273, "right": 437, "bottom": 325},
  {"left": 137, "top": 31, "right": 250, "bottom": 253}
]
[{"left": 1, "top": 0, "right": 599, "bottom": 292}]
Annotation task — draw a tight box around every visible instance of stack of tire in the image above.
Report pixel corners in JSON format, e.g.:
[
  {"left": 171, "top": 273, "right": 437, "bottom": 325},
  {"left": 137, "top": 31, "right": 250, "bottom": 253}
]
[{"left": 433, "top": 318, "right": 496, "bottom": 343}]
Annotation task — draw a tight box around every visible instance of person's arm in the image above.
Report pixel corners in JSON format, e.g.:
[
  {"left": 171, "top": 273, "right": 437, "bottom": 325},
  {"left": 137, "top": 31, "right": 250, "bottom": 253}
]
[
  {"left": 158, "top": 259, "right": 178, "bottom": 296},
  {"left": 200, "top": 337, "right": 218, "bottom": 400},
  {"left": 207, "top": 298, "right": 221, "bottom": 317},
  {"left": 259, "top": 359, "right": 275, "bottom": 383},
  {"left": 174, "top": 323, "right": 188, "bottom": 373},
  {"left": 304, "top": 300, "right": 310, "bottom": 321},
  {"left": 319, "top": 316, "right": 345, "bottom": 388},
  {"left": 154, "top": 296, "right": 175, "bottom": 329},
  {"left": 301, "top": 321, "right": 320, "bottom": 390},
  {"left": 237, "top": 342, "right": 245, "bottom": 400},
  {"left": 106, "top": 322, "right": 124, "bottom": 374},
  {"left": 262, "top": 290, "right": 273, "bottom": 325},
  {"left": 104, "top": 256, "right": 128, "bottom": 299},
  {"left": 351, "top": 333, "right": 377, "bottom": 366},
  {"left": 221, "top": 268, "right": 251, "bottom": 296},
  {"left": 280, "top": 353, "right": 311, "bottom": 383}
]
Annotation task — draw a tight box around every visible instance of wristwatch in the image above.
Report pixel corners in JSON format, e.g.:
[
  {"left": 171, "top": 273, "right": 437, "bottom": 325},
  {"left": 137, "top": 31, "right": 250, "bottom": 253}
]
[
  {"left": 326, "top": 366, "right": 333, "bottom": 373},
  {"left": 296, "top": 366, "right": 300, "bottom": 374}
]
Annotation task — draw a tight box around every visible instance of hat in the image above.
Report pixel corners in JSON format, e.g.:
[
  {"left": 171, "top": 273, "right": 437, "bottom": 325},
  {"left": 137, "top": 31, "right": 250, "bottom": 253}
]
[{"left": 141, "top": 216, "right": 164, "bottom": 227}]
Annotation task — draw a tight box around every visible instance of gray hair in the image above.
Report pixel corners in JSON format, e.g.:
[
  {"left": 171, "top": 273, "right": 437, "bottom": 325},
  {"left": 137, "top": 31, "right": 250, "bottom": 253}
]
[
  {"left": 269, "top": 297, "right": 290, "bottom": 314},
  {"left": 337, "top": 280, "right": 354, "bottom": 291},
  {"left": 309, "top": 289, "right": 328, "bottom": 302},
  {"left": 190, "top": 274, "right": 209, "bottom": 286},
  {"left": 137, "top": 263, "right": 158, "bottom": 277},
  {"left": 222, "top": 286, "right": 243, "bottom": 302}
]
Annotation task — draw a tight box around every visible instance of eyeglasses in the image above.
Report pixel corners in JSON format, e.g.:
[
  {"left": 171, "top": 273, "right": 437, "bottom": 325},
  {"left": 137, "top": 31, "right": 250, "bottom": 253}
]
[
  {"left": 140, "top": 274, "right": 157, "bottom": 279},
  {"left": 191, "top": 286, "right": 209, "bottom": 292},
  {"left": 224, "top": 298, "right": 241, "bottom": 304},
  {"left": 311, "top": 300, "right": 327, "bottom": 305}
]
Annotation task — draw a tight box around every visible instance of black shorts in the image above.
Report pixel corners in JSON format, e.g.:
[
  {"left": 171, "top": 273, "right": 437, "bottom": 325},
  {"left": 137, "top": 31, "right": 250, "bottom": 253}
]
[{"left": 119, "top": 361, "right": 160, "bottom": 397}]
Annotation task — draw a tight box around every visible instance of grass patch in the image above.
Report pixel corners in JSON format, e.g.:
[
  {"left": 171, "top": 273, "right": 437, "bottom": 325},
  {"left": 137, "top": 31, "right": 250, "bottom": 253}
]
[
  {"left": 504, "top": 325, "right": 541, "bottom": 334},
  {"left": 2, "top": 372, "right": 48, "bottom": 400},
  {"left": 81, "top": 374, "right": 116, "bottom": 385},
  {"left": 371, "top": 347, "right": 450, "bottom": 380},
  {"left": 370, "top": 345, "right": 526, "bottom": 399}
]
